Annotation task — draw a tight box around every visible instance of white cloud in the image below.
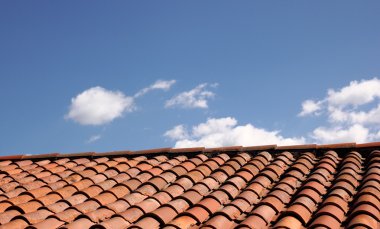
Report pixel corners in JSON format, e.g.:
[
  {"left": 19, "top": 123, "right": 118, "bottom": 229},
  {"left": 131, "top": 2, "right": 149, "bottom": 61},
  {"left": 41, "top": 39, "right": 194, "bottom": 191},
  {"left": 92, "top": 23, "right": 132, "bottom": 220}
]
[
  {"left": 65, "top": 86, "right": 134, "bottom": 125},
  {"left": 165, "top": 83, "right": 215, "bottom": 109},
  {"left": 135, "top": 80, "right": 176, "bottom": 98},
  {"left": 311, "top": 124, "right": 369, "bottom": 143},
  {"left": 325, "top": 78, "right": 380, "bottom": 125},
  {"left": 300, "top": 77, "right": 380, "bottom": 143},
  {"left": 165, "top": 117, "right": 305, "bottom": 148},
  {"left": 327, "top": 78, "right": 380, "bottom": 107},
  {"left": 298, "top": 100, "right": 323, "bottom": 116},
  {"left": 86, "top": 134, "right": 101, "bottom": 143},
  {"left": 327, "top": 106, "right": 349, "bottom": 123},
  {"left": 163, "top": 125, "right": 189, "bottom": 140},
  {"left": 328, "top": 104, "right": 380, "bottom": 125}
]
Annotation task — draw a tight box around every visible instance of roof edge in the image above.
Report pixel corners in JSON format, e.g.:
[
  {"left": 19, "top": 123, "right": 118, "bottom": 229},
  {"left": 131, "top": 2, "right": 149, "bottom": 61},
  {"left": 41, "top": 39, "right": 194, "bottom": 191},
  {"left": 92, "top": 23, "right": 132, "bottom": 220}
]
[
  {"left": 276, "top": 144, "right": 317, "bottom": 150},
  {"left": 2, "top": 141, "right": 380, "bottom": 160},
  {"left": 242, "top": 145, "right": 277, "bottom": 151},
  {"left": 316, "top": 142, "right": 356, "bottom": 149},
  {"left": 356, "top": 141, "right": 380, "bottom": 148}
]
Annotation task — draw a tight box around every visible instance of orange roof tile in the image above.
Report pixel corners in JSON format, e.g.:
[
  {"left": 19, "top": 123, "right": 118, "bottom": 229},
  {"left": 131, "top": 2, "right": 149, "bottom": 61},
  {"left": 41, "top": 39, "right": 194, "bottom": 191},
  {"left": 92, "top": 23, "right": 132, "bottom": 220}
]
[{"left": 0, "top": 143, "right": 379, "bottom": 228}]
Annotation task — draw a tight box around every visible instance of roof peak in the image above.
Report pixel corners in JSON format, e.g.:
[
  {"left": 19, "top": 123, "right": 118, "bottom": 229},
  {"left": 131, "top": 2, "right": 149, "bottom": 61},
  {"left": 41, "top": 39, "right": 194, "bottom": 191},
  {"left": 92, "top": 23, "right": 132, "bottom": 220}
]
[{"left": 1, "top": 141, "right": 380, "bottom": 161}]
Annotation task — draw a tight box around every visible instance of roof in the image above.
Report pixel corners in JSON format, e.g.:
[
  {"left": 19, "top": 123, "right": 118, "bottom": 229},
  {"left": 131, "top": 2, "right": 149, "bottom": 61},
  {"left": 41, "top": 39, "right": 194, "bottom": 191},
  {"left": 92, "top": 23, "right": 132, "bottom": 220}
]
[{"left": 0, "top": 143, "right": 379, "bottom": 229}]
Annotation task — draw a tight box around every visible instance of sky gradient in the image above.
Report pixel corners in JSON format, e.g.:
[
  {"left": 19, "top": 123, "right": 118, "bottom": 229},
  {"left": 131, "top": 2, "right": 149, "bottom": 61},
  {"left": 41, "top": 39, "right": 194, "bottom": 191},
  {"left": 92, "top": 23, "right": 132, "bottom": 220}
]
[{"left": 1, "top": 1, "right": 380, "bottom": 155}]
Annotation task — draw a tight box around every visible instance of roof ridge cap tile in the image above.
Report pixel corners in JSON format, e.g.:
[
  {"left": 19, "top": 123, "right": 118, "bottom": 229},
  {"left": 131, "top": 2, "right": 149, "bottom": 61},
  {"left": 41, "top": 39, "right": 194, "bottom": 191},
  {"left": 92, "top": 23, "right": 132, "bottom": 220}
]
[
  {"left": 242, "top": 145, "right": 277, "bottom": 151},
  {"left": 170, "top": 147, "right": 205, "bottom": 153},
  {"left": 5, "top": 141, "right": 380, "bottom": 161},
  {"left": 22, "top": 153, "right": 60, "bottom": 159},
  {"left": 276, "top": 144, "right": 317, "bottom": 150},
  {"left": 0, "top": 154, "right": 24, "bottom": 160},
  {"left": 56, "top": 152, "right": 95, "bottom": 158},
  {"left": 94, "top": 150, "right": 131, "bottom": 157},
  {"left": 132, "top": 147, "right": 172, "bottom": 155},
  {"left": 356, "top": 141, "right": 380, "bottom": 148},
  {"left": 316, "top": 142, "right": 356, "bottom": 149},
  {"left": 204, "top": 146, "right": 242, "bottom": 153}
]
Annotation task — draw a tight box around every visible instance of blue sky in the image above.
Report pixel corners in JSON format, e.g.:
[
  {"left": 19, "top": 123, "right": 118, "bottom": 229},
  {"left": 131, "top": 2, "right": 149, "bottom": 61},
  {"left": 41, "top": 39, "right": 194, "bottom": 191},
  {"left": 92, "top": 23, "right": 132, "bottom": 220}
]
[{"left": 1, "top": 1, "right": 380, "bottom": 155}]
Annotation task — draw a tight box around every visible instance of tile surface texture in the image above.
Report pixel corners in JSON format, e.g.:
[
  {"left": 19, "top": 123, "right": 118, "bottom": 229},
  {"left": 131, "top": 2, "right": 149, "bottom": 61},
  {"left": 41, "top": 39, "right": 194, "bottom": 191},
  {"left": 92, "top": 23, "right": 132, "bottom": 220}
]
[{"left": 0, "top": 144, "right": 379, "bottom": 229}]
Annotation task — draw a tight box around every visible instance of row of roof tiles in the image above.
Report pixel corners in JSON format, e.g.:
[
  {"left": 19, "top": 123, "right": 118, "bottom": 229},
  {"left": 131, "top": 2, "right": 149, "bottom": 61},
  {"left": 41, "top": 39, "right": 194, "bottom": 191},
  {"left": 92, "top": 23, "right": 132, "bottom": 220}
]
[
  {"left": 0, "top": 147, "right": 378, "bottom": 228},
  {"left": 2, "top": 142, "right": 380, "bottom": 161}
]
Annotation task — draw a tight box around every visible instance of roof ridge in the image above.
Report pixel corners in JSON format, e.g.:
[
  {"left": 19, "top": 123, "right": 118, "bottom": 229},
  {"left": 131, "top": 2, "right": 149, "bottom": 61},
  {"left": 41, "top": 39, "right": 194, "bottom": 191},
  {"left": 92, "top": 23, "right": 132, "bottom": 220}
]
[{"left": 1, "top": 141, "right": 380, "bottom": 160}]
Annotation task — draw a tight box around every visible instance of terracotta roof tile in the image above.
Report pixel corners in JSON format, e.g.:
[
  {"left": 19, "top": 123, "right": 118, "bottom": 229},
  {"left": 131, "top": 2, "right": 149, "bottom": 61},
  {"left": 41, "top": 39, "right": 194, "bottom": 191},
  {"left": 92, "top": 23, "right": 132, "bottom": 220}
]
[
  {"left": 317, "top": 142, "right": 356, "bottom": 149},
  {"left": 94, "top": 215, "right": 130, "bottom": 229},
  {"left": 276, "top": 144, "right": 317, "bottom": 150},
  {"left": 0, "top": 143, "right": 379, "bottom": 228}
]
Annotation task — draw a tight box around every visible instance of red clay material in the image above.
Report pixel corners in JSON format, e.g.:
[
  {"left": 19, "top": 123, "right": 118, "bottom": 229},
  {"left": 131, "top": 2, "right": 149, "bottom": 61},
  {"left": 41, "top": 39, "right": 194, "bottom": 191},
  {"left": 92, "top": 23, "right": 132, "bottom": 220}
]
[{"left": 0, "top": 144, "right": 378, "bottom": 228}]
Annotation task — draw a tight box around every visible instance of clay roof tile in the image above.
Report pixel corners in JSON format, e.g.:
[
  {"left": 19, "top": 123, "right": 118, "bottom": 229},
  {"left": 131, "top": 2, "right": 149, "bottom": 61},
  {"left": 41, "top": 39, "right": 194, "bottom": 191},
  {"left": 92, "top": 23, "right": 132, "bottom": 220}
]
[{"left": 0, "top": 143, "right": 379, "bottom": 228}]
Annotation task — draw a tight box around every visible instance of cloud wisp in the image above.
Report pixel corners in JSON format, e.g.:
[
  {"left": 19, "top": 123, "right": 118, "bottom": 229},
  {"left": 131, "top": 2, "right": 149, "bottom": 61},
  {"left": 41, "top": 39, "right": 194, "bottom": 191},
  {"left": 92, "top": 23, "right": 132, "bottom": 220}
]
[
  {"left": 299, "top": 78, "right": 380, "bottom": 143},
  {"left": 165, "top": 83, "right": 216, "bottom": 109},
  {"left": 165, "top": 117, "right": 305, "bottom": 148},
  {"left": 298, "top": 100, "right": 323, "bottom": 117},
  {"left": 134, "top": 79, "right": 176, "bottom": 98},
  {"left": 86, "top": 134, "right": 102, "bottom": 143}
]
